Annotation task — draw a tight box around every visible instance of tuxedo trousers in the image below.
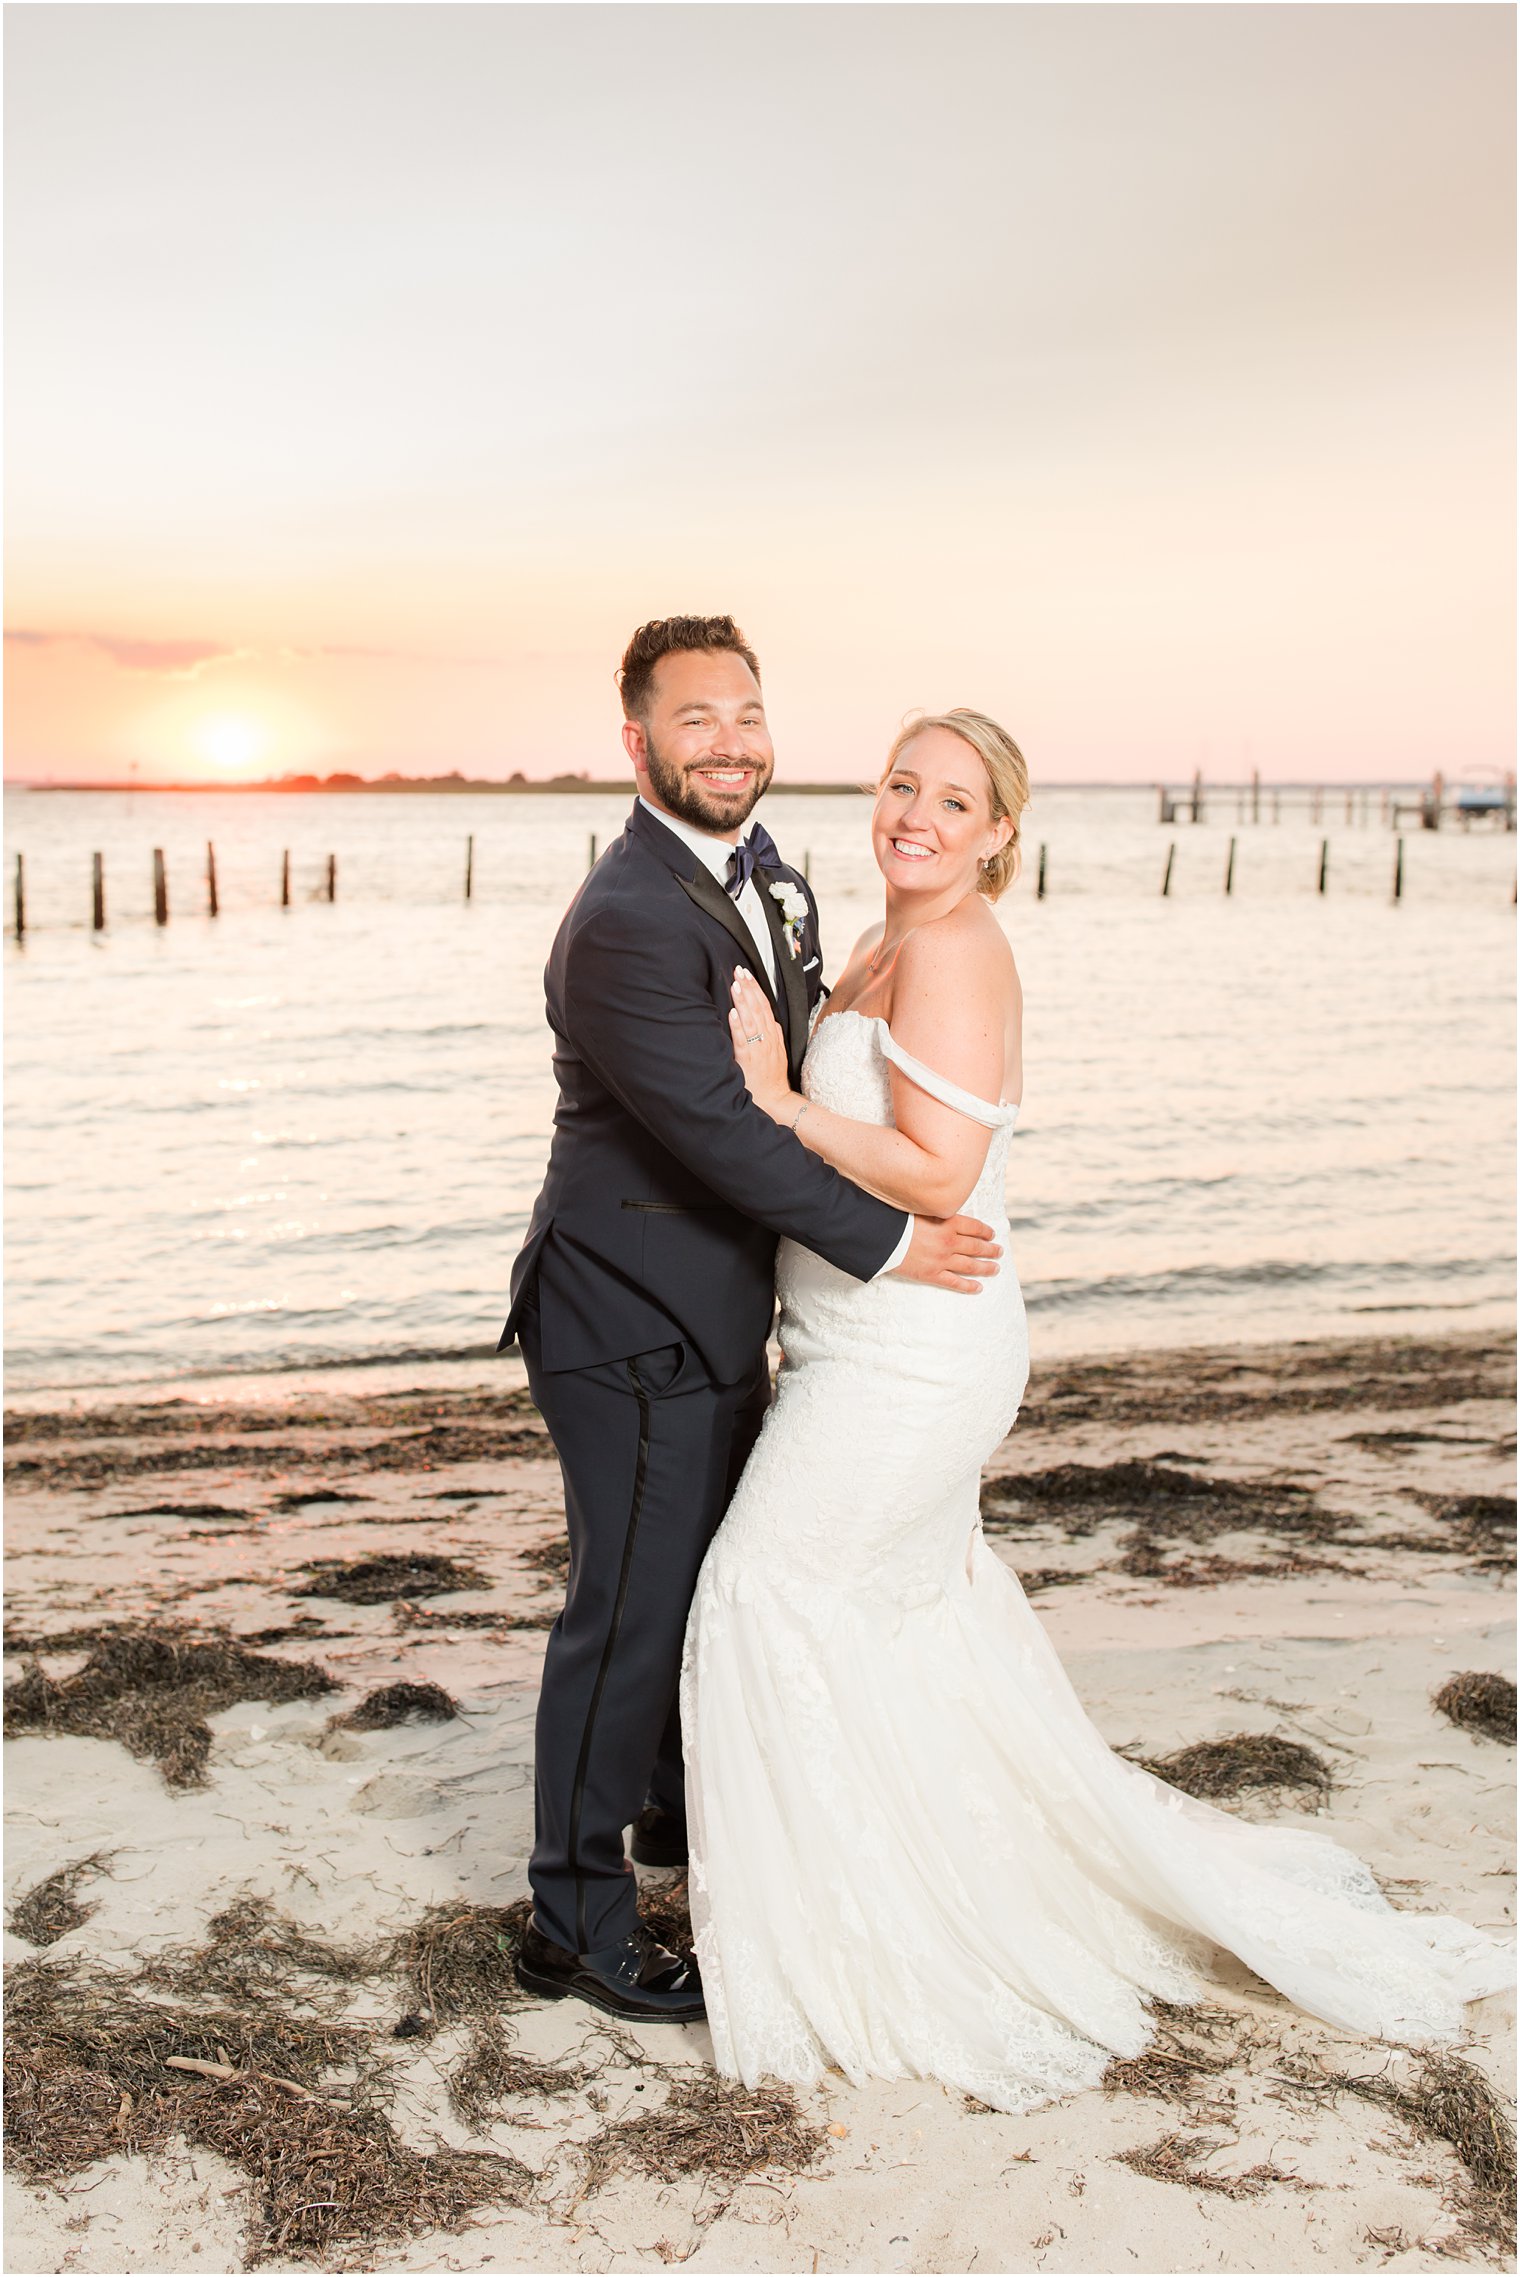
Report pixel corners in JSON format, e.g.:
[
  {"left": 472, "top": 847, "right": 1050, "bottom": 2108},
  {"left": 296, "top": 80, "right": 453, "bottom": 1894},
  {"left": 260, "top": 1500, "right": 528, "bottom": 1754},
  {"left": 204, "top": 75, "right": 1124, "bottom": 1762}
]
[{"left": 517, "top": 1298, "right": 771, "bottom": 1955}]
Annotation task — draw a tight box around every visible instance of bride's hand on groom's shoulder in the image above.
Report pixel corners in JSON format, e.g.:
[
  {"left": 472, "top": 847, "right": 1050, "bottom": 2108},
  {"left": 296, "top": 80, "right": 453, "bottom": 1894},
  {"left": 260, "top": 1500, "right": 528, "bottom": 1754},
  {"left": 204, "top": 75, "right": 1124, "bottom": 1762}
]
[{"left": 729, "top": 969, "right": 795, "bottom": 1121}]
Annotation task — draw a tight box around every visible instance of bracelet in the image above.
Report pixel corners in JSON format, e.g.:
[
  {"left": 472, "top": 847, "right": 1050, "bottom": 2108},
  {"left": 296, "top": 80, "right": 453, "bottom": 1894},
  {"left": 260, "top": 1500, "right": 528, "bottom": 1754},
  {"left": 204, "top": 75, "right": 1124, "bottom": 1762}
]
[{"left": 789, "top": 1099, "right": 810, "bottom": 1134}]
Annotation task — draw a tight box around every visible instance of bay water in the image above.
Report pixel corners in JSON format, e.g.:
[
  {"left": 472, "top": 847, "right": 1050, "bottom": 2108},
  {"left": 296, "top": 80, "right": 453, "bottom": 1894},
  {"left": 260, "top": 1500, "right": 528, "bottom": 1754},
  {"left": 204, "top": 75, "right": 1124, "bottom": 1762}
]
[{"left": 5, "top": 786, "right": 1514, "bottom": 1395}]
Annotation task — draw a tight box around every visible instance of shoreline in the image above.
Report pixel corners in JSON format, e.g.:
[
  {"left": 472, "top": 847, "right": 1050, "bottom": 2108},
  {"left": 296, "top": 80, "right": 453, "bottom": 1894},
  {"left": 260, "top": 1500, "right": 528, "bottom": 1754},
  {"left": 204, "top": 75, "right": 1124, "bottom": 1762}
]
[
  {"left": 4, "top": 1324, "right": 1514, "bottom": 2274},
  {"left": 5, "top": 1313, "right": 1514, "bottom": 1421}
]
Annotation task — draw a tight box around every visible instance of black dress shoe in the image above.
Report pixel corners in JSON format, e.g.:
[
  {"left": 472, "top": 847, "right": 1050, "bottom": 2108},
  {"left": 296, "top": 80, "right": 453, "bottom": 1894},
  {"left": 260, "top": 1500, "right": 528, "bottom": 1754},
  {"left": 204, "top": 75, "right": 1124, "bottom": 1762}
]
[
  {"left": 629, "top": 1804, "right": 689, "bottom": 1869},
  {"left": 515, "top": 1918, "right": 705, "bottom": 2024}
]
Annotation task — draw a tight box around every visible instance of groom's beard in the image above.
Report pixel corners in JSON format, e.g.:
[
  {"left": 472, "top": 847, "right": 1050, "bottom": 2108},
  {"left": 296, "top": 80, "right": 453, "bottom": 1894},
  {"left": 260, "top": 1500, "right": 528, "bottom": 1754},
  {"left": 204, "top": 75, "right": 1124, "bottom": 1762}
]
[{"left": 641, "top": 731, "right": 774, "bottom": 835}]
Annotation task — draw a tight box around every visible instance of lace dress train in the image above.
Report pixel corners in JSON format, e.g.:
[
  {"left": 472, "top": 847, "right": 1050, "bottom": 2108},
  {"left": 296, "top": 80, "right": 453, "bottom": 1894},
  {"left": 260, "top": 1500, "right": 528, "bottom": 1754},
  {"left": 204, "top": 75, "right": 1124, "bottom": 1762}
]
[{"left": 680, "top": 1011, "right": 1513, "bottom": 2114}]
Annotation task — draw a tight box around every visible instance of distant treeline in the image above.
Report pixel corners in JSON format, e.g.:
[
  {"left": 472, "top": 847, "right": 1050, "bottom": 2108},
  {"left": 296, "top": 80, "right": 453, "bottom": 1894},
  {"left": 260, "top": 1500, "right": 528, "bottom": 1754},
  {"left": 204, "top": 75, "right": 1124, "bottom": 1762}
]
[{"left": 10, "top": 773, "right": 873, "bottom": 796}]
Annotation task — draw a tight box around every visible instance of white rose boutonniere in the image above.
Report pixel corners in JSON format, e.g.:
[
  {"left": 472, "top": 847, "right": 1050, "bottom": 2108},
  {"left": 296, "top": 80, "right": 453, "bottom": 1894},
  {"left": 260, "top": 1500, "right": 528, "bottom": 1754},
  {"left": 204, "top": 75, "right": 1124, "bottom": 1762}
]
[{"left": 769, "top": 880, "right": 809, "bottom": 960}]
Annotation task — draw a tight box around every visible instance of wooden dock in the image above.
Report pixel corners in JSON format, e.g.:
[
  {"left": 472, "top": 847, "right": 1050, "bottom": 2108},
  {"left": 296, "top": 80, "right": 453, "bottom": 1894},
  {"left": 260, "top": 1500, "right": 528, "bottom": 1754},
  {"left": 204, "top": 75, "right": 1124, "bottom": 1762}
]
[{"left": 1158, "top": 770, "right": 1515, "bottom": 831}]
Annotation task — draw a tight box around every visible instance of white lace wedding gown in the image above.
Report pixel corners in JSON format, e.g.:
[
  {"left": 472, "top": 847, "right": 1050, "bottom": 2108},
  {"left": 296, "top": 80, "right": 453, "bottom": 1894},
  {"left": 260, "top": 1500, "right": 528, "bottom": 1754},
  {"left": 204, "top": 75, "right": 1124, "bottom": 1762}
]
[{"left": 680, "top": 1010, "right": 1512, "bottom": 2113}]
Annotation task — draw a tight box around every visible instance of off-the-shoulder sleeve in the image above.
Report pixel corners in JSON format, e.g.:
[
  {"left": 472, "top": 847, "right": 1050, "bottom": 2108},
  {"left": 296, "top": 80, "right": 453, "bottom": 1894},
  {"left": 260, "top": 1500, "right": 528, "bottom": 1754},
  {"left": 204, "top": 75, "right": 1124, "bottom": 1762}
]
[{"left": 876, "top": 1021, "right": 1019, "bottom": 1131}]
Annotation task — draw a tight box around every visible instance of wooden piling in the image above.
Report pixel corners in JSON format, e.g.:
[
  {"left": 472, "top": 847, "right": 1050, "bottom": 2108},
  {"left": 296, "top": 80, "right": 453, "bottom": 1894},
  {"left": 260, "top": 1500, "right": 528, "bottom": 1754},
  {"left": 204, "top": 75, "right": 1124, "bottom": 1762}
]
[
  {"left": 13, "top": 852, "right": 24, "bottom": 940},
  {"left": 1311, "top": 788, "right": 1323, "bottom": 825},
  {"left": 1251, "top": 769, "right": 1261, "bottom": 824},
  {"left": 1161, "top": 843, "right": 1175, "bottom": 897},
  {"left": 280, "top": 851, "right": 290, "bottom": 908},
  {"left": 803, "top": 850, "right": 811, "bottom": 883},
  {"left": 1424, "top": 770, "right": 1445, "bottom": 831},
  {"left": 1191, "top": 769, "right": 1204, "bottom": 824},
  {"left": 464, "top": 834, "right": 474, "bottom": 901},
  {"left": 588, "top": 833, "right": 598, "bottom": 870},
  {"left": 92, "top": 852, "right": 105, "bottom": 931},
  {"left": 1224, "top": 836, "right": 1236, "bottom": 895},
  {"left": 153, "top": 848, "right": 168, "bottom": 926},
  {"left": 1393, "top": 836, "right": 1404, "bottom": 902},
  {"left": 326, "top": 854, "right": 336, "bottom": 903},
  {"left": 206, "top": 841, "right": 219, "bottom": 918},
  {"left": 1036, "top": 842, "right": 1047, "bottom": 900},
  {"left": 1317, "top": 839, "right": 1329, "bottom": 895}
]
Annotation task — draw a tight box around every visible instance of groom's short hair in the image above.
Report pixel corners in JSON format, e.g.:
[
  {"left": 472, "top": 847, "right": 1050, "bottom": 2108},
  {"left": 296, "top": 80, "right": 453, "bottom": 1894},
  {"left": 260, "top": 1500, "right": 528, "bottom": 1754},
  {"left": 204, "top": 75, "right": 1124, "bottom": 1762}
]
[{"left": 617, "top": 616, "right": 761, "bottom": 720}]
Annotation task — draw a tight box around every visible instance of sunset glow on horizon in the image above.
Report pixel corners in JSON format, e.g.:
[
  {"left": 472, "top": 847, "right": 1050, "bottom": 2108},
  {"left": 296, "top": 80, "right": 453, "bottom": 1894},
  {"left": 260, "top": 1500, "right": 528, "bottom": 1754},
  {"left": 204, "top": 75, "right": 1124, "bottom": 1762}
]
[{"left": 5, "top": 6, "right": 1513, "bottom": 790}]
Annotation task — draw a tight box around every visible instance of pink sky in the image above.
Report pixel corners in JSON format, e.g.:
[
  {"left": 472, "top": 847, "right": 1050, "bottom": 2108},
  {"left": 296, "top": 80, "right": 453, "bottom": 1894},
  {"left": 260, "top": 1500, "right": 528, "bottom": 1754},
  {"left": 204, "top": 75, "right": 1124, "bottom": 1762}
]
[{"left": 5, "top": 6, "right": 1513, "bottom": 787}]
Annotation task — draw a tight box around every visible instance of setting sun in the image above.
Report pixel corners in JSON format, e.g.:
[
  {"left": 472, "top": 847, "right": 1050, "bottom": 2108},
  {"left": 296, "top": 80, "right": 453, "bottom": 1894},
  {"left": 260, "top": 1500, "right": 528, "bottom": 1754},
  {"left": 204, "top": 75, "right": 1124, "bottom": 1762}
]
[{"left": 197, "top": 714, "right": 265, "bottom": 773}]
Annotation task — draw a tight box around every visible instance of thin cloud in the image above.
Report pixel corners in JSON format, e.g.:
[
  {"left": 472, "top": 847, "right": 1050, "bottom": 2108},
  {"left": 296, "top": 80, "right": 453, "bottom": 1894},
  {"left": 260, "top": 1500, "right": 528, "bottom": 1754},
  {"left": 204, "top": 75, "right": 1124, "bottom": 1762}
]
[
  {"left": 6, "top": 630, "right": 502, "bottom": 675},
  {"left": 5, "top": 628, "right": 240, "bottom": 676}
]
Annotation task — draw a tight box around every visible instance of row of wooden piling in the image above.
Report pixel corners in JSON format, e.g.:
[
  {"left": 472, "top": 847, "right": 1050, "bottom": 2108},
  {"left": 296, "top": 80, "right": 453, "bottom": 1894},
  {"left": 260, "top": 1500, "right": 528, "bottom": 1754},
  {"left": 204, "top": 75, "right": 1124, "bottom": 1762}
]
[
  {"left": 9, "top": 830, "right": 1503, "bottom": 936},
  {"left": 1029, "top": 836, "right": 1418, "bottom": 901},
  {"left": 12, "top": 844, "right": 338, "bottom": 937},
  {"left": 1148, "top": 836, "right": 1407, "bottom": 900},
  {"left": 15, "top": 830, "right": 606, "bottom": 934},
  {"left": 18, "top": 828, "right": 610, "bottom": 934}
]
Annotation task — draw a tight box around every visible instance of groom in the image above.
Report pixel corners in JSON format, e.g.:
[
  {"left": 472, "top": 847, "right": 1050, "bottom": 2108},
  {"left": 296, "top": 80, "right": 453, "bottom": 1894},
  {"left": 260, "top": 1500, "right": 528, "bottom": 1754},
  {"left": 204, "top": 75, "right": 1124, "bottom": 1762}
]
[{"left": 498, "top": 615, "right": 1001, "bottom": 2024}]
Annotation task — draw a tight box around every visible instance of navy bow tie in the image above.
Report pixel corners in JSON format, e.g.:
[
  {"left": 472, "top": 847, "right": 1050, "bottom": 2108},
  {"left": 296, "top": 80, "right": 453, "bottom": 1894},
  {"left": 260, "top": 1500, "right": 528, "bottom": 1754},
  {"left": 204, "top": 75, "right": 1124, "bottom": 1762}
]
[{"left": 725, "top": 821, "right": 782, "bottom": 899}]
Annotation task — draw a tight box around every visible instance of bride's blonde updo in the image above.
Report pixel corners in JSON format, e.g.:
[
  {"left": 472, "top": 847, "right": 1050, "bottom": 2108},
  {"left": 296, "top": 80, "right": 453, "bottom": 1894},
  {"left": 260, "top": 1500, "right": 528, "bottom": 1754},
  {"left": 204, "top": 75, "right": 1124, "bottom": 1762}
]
[{"left": 881, "top": 708, "right": 1031, "bottom": 901}]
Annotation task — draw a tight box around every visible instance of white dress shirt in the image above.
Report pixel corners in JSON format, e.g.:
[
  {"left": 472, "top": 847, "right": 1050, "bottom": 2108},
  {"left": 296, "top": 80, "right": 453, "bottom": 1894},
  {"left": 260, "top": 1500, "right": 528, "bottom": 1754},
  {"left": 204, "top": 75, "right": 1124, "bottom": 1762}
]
[
  {"left": 637, "top": 797, "right": 913, "bottom": 1279},
  {"left": 638, "top": 797, "right": 778, "bottom": 990}
]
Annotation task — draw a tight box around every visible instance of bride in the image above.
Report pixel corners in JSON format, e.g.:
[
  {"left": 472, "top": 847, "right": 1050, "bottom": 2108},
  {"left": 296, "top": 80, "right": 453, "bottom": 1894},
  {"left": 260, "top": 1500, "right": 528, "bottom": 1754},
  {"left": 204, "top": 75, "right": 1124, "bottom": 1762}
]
[{"left": 679, "top": 706, "right": 1512, "bottom": 2115}]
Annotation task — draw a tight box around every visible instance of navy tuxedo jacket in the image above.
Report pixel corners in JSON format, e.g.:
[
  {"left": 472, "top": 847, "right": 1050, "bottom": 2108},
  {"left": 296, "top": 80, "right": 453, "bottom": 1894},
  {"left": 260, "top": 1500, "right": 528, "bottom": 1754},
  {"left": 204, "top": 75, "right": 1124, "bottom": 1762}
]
[{"left": 497, "top": 801, "right": 909, "bottom": 1382}]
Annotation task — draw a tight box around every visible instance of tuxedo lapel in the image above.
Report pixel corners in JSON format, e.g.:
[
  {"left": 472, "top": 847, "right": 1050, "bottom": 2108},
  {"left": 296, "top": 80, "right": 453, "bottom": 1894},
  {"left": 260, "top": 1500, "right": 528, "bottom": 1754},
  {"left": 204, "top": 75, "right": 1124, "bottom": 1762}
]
[
  {"left": 756, "top": 871, "right": 810, "bottom": 1086},
  {"left": 676, "top": 865, "right": 806, "bottom": 1077},
  {"left": 676, "top": 869, "right": 775, "bottom": 999}
]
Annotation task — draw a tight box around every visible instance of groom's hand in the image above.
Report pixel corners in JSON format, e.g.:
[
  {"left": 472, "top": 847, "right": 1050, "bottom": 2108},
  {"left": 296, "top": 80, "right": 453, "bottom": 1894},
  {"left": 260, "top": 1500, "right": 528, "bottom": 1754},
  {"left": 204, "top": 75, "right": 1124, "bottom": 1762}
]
[{"left": 896, "top": 1214, "right": 1001, "bottom": 1294}]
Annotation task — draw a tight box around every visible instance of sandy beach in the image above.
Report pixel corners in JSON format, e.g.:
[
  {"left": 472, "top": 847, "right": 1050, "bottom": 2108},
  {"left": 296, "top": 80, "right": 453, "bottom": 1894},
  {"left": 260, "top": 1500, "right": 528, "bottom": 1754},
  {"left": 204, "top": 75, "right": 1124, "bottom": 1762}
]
[{"left": 4, "top": 1327, "right": 1514, "bottom": 2277}]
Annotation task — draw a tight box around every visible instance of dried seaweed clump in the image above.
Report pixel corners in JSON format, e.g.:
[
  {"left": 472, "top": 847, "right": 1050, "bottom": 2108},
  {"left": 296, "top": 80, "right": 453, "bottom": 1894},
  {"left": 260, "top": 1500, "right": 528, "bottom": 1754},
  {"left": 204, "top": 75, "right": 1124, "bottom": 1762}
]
[
  {"left": 5, "top": 1621, "right": 185, "bottom": 1657},
  {"left": 1113, "top": 2128, "right": 1311, "bottom": 2200},
  {"left": 1428, "top": 1493, "right": 1516, "bottom": 1574},
  {"left": 394, "top": 1602, "right": 511, "bottom": 1632},
  {"left": 1277, "top": 2049, "right": 1515, "bottom": 2259},
  {"left": 980, "top": 1459, "right": 1353, "bottom": 1588},
  {"left": 383, "top": 1898, "right": 534, "bottom": 2024},
  {"left": 329, "top": 1681, "right": 460, "bottom": 1732},
  {"left": 1102, "top": 2002, "right": 1245, "bottom": 2123},
  {"left": 105, "top": 1501, "right": 245, "bottom": 1522},
  {"left": 1132, "top": 1733, "right": 1333, "bottom": 1805},
  {"left": 267, "top": 1487, "right": 368, "bottom": 1511},
  {"left": 136, "top": 1895, "right": 373, "bottom": 2011},
  {"left": 3, "top": 1626, "right": 337, "bottom": 1789},
  {"left": 579, "top": 2069, "right": 828, "bottom": 2194},
  {"left": 3, "top": 1956, "right": 530, "bottom": 2265},
  {"left": 982, "top": 1461, "right": 1323, "bottom": 1540},
  {"left": 520, "top": 1536, "right": 571, "bottom": 1582},
  {"left": 447, "top": 2016, "right": 590, "bottom": 2128},
  {"left": 8, "top": 1854, "right": 113, "bottom": 1949},
  {"left": 293, "top": 1552, "right": 491, "bottom": 1605},
  {"left": 1433, "top": 1671, "right": 1517, "bottom": 1745},
  {"left": 637, "top": 1878, "right": 695, "bottom": 1958},
  {"left": 387, "top": 1882, "right": 692, "bottom": 2035}
]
